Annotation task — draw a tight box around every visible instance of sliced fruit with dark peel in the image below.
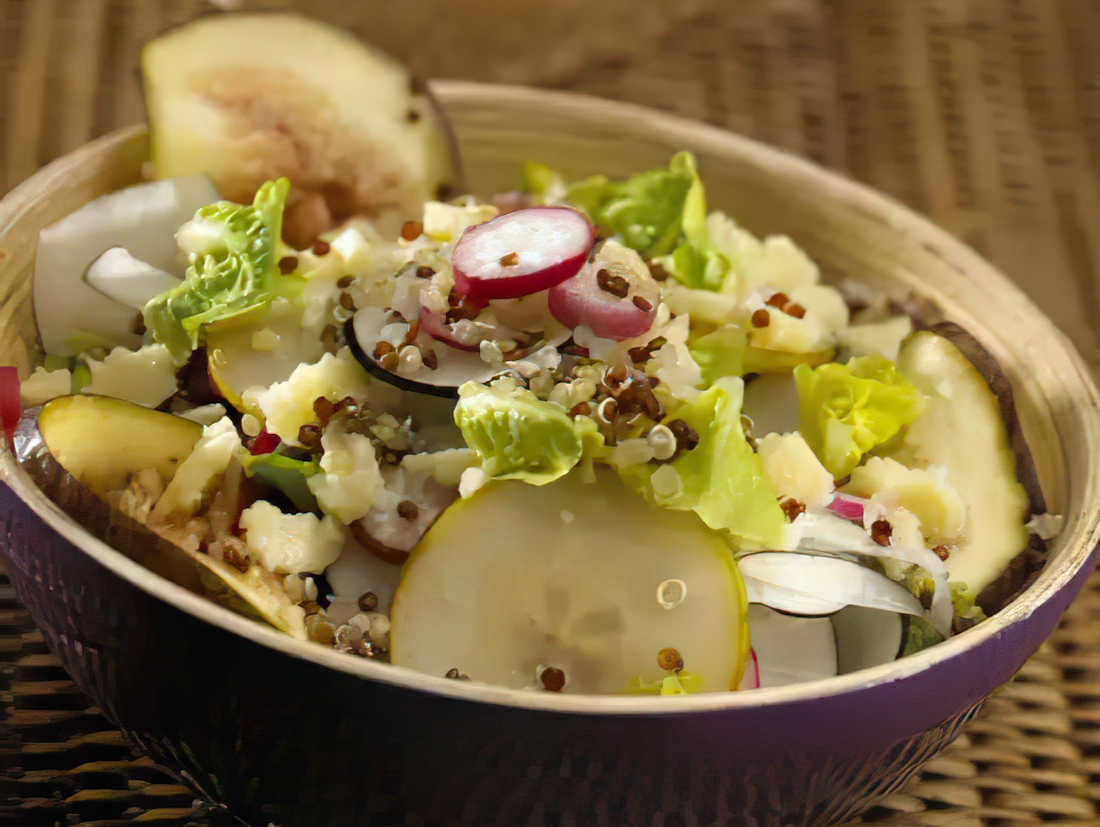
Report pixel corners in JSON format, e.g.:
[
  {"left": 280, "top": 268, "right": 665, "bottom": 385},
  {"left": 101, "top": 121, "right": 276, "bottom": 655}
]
[
  {"left": 349, "top": 465, "right": 456, "bottom": 565},
  {"left": 141, "top": 12, "right": 462, "bottom": 247},
  {"left": 887, "top": 329, "right": 1035, "bottom": 598},
  {"left": 11, "top": 395, "right": 306, "bottom": 637},
  {"left": 390, "top": 470, "right": 748, "bottom": 693}
]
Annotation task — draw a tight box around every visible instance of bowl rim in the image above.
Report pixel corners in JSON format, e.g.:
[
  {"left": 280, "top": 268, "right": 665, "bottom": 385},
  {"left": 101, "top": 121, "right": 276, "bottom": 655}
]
[{"left": 2, "top": 80, "right": 1099, "bottom": 717}]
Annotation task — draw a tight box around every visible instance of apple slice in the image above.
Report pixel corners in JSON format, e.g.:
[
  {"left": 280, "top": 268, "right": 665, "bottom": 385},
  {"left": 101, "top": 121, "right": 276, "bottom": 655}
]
[
  {"left": 390, "top": 470, "right": 748, "bottom": 693},
  {"left": 141, "top": 12, "right": 461, "bottom": 246},
  {"left": 452, "top": 207, "right": 594, "bottom": 300}
]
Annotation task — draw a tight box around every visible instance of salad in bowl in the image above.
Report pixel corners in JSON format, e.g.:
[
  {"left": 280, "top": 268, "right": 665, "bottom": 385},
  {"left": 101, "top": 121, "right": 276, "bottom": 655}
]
[{"left": 7, "top": 13, "right": 1052, "bottom": 700}]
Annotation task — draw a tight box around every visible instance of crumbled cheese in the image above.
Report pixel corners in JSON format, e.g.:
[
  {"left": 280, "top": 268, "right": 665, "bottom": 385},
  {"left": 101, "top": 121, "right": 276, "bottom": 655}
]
[
  {"left": 151, "top": 417, "right": 241, "bottom": 520},
  {"left": 85, "top": 344, "right": 178, "bottom": 408},
  {"left": 458, "top": 465, "right": 489, "bottom": 498},
  {"left": 843, "top": 456, "right": 967, "bottom": 545},
  {"left": 306, "top": 428, "right": 383, "bottom": 524},
  {"left": 330, "top": 226, "right": 371, "bottom": 274},
  {"left": 422, "top": 201, "right": 498, "bottom": 242},
  {"left": 788, "top": 285, "right": 850, "bottom": 333},
  {"left": 401, "top": 448, "right": 478, "bottom": 487},
  {"left": 239, "top": 500, "right": 346, "bottom": 575},
  {"left": 650, "top": 464, "right": 684, "bottom": 501},
  {"left": 178, "top": 403, "right": 228, "bottom": 426},
  {"left": 256, "top": 348, "right": 371, "bottom": 445},
  {"left": 20, "top": 366, "right": 72, "bottom": 406},
  {"left": 757, "top": 432, "right": 835, "bottom": 508},
  {"left": 838, "top": 316, "right": 913, "bottom": 362},
  {"left": 1026, "top": 513, "right": 1063, "bottom": 540}
]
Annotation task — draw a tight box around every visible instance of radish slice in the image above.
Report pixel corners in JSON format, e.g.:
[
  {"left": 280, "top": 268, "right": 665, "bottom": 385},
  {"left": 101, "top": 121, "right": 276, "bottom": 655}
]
[
  {"left": 831, "top": 605, "right": 904, "bottom": 674},
  {"left": 418, "top": 307, "right": 479, "bottom": 352},
  {"left": 738, "top": 647, "right": 761, "bottom": 690},
  {"left": 0, "top": 367, "right": 21, "bottom": 444},
  {"left": 746, "top": 605, "right": 837, "bottom": 687},
  {"left": 452, "top": 207, "right": 594, "bottom": 300},
  {"left": 738, "top": 552, "right": 925, "bottom": 617},
  {"left": 347, "top": 311, "right": 569, "bottom": 398},
  {"left": 548, "top": 240, "right": 659, "bottom": 340},
  {"left": 828, "top": 493, "right": 867, "bottom": 522},
  {"left": 250, "top": 430, "right": 280, "bottom": 455},
  {"left": 83, "top": 247, "right": 181, "bottom": 310}
]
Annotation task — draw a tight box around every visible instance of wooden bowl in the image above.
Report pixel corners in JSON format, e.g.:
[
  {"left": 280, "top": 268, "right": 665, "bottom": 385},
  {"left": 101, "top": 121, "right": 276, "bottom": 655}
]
[{"left": 1, "top": 83, "right": 1098, "bottom": 826}]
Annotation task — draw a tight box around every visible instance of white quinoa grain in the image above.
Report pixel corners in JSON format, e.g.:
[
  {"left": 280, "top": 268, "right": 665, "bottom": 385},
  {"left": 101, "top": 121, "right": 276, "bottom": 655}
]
[
  {"left": 646, "top": 424, "right": 677, "bottom": 461},
  {"left": 240, "top": 414, "right": 261, "bottom": 437}
]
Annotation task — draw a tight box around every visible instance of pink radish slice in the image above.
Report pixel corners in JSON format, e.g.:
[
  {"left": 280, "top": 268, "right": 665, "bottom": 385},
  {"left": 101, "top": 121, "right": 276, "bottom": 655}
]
[
  {"left": 419, "top": 307, "right": 480, "bottom": 352},
  {"left": 548, "top": 241, "right": 659, "bottom": 340},
  {"left": 828, "top": 493, "right": 867, "bottom": 522},
  {"left": 452, "top": 207, "right": 594, "bottom": 300},
  {"left": 739, "top": 647, "right": 760, "bottom": 690}
]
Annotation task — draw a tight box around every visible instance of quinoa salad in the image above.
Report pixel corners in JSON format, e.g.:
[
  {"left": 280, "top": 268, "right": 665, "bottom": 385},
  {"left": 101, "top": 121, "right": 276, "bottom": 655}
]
[{"left": 6, "top": 13, "right": 1053, "bottom": 697}]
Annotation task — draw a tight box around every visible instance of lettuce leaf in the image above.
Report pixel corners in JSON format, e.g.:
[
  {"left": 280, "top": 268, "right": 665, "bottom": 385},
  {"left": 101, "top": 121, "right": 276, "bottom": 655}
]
[
  {"left": 621, "top": 377, "right": 786, "bottom": 548},
  {"left": 454, "top": 380, "right": 586, "bottom": 485},
  {"left": 564, "top": 152, "right": 704, "bottom": 257},
  {"left": 688, "top": 324, "right": 746, "bottom": 386},
  {"left": 794, "top": 355, "right": 925, "bottom": 478},
  {"left": 241, "top": 452, "right": 319, "bottom": 513},
  {"left": 143, "top": 178, "right": 290, "bottom": 361}
]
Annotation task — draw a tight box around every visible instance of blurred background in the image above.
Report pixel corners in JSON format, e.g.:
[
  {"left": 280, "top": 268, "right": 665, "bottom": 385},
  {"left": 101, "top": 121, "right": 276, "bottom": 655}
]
[{"left": 1, "top": 1, "right": 1099, "bottom": 824}]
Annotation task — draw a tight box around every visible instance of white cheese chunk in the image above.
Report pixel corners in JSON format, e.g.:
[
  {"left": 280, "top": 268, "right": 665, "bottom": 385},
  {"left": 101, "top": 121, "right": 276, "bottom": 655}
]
[{"left": 239, "top": 500, "right": 345, "bottom": 575}]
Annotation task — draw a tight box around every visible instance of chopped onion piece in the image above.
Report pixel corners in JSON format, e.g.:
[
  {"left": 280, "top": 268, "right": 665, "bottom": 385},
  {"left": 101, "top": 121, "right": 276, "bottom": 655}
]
[
  {"left": 739, "top": 552, "right": 924, "bottom": 617},
  {"left": 791, "top": 509, "right": 953, "bottom": 635}
]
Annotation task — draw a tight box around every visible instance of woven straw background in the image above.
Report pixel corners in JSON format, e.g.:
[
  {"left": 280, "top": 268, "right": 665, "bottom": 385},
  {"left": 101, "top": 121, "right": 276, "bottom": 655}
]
[{"left": 1, "top": 1, "right": 1099, "bottom": 824}]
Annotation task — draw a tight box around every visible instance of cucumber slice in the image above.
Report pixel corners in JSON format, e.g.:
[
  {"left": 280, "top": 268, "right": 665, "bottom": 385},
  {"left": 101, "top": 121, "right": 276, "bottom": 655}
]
[
  {"left": 390, "top": 470, "right": 748, "bottom": 694},
  {"left": 888, "top": 331, "right": 1031, "bottom": 595},
  {"left": 142, "top": 13, "right": 460, "bottom": 244}
]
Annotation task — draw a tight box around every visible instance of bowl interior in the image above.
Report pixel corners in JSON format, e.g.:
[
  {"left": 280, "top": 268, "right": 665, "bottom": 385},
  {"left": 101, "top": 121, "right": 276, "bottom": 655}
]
[{"left": 1, "top": 81, "right": 1098, "bottom": 714}]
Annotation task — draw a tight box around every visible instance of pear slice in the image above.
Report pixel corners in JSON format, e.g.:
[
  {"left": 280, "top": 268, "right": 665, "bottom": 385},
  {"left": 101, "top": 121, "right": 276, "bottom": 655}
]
[
  {"left": 141, "top": 12, "right": 461, "bottom": 246},
  {"left": 390, "top": 470, "right": 748, "bottom": 694},
  {"left": 12, "top": 395, "right": 307, "bottom": 638},
  {"left": 887, "top": 330, "right": 1032, "bottom": 596}
]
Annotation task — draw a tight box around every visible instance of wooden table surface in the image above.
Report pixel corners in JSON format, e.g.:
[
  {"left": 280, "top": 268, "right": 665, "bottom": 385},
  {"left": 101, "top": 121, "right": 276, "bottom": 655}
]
[{"left": 0, "top": 1, "right": 1099, "bottom": 825}]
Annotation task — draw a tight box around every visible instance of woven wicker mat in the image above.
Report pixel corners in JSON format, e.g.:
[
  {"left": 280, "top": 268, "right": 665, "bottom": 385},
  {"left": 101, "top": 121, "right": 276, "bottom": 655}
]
[{"left": 1, "top": 1, "right": 1099, "bottom": 824}]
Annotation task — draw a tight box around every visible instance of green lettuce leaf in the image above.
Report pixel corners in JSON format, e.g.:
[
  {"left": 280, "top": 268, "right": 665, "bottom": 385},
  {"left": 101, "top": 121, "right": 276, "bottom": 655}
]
[
  {"left": 521, "top": 161, "right": 564, "bottom": 204},
  {"left": 454, "top": 380, "right": 585, "bottom": 485},
  {"left": 688, "top": 325, "right": 746, "bottom": 386},
  {"left": 621, "top": 377, "right": 786, "bottom": 548},
  {"left": 794, "top": 355, "right": 925, "bottom": 478},
  {"left": 241, "top": 452, "right": 319, "bottom": 513},
  {"left": 143, "top": 178, "right": 290, "bottom": 361},
  {"left": 565, "top": 151, "right": 704, "bottom": 257}
]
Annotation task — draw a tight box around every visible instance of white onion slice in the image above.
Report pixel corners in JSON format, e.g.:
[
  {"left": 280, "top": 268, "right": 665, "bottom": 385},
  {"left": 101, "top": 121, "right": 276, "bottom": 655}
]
[
  {"left": 83, "top": 247, "right": 181, "bottom": 310},
  {"left": 739, "top": 552, "right": 925, "bottom": 617}
]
